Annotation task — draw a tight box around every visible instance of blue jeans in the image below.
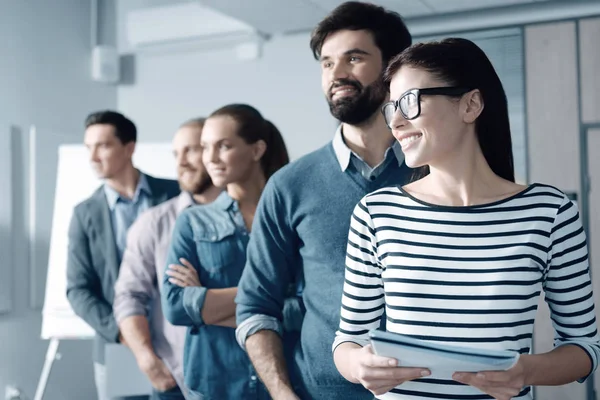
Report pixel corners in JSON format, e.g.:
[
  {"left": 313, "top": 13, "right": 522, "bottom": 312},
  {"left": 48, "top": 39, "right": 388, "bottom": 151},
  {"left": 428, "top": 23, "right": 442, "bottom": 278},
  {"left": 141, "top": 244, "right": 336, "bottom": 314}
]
[{"left": 150, "top": 386, "right": 185, "bottom": 400}]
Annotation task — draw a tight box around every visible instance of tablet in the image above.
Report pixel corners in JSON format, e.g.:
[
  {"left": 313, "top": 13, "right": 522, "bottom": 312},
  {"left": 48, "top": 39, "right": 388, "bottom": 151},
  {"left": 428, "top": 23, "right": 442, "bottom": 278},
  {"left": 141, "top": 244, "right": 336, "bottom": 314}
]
[{"left": 369, "top": 330, "right": 520, "bottom": 380}]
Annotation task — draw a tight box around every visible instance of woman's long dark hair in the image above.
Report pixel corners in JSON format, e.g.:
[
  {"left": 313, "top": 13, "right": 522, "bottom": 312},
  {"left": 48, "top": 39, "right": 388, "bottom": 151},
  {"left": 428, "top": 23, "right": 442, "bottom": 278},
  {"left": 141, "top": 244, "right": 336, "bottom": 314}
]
[
  {"left": 209, "top": 104, "right": 290, "bottom": 179},
  {"left": 385, "top": 38, "right": 515, "bottom": 182}
]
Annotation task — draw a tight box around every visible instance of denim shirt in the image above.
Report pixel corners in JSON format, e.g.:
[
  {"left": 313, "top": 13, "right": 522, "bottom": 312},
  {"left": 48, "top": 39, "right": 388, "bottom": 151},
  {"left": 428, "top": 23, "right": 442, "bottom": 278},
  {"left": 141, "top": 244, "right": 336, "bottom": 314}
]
[{"left": 161, "top": 192, "right": 272, "bottom": 400}]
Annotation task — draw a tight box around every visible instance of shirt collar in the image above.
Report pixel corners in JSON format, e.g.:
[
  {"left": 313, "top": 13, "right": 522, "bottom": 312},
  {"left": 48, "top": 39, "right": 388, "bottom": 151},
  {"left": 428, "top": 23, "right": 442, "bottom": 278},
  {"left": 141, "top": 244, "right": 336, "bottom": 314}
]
[
  {"left": 331, "top": 125, "right": 405, "bottom": 171},
  {"left": 331, "top": 125, "right": 352, "bottom": 171},
  {"left": 213, "top": 191, "right": 235, "bottom": 211},
  {"left": 176, "top": 191, "right": 196, "bottom": 213},
  {"left": 103, "top": 172, "right": 152, "bottom": 210}
]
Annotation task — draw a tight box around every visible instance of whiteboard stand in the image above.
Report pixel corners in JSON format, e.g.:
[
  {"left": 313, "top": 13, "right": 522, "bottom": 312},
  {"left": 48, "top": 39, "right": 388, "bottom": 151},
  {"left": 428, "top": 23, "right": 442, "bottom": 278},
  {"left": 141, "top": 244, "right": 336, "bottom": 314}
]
[{"left": 34, "top": 338, "right": 61, "bottom": 400}]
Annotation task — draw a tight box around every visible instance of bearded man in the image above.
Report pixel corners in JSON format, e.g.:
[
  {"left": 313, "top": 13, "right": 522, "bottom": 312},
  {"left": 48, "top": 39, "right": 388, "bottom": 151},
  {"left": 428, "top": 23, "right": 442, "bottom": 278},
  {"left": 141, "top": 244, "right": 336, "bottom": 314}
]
[
  {"left": 113, "top": 118, "right": 221, "bottom": 400},
  {"left": 234, "top": 2, "right": 416, "bottom": 399}
]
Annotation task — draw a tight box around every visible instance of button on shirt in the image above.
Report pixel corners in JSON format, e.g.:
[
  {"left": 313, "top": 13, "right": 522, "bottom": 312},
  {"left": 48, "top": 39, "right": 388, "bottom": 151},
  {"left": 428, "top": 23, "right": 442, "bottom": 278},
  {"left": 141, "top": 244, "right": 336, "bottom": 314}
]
[
  {"left": 331, "top": 125, "right": 405, "bottom": 180},
  {"left": 103, "top": 173, "right": 153, "bottom": 262}
]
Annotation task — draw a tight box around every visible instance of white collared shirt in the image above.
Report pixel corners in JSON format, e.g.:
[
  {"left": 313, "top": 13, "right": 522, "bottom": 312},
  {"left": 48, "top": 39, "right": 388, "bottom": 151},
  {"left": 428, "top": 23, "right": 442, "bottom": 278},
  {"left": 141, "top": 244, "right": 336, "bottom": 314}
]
[{"left": 331, "top": 125, "right": 404, "bottom": 181}]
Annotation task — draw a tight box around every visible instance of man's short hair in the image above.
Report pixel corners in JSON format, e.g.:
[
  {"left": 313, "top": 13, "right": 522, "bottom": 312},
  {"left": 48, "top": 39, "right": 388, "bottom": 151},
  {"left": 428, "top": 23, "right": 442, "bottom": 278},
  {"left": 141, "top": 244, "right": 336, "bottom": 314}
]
[
  {"left": 309, "top": 1, "right": 412, "bottom": 64},
  {"left": 84, "top": 110, "right": 137, "bottom": 144},
  {"left": 179, "top": 117, "right": 207, "bottom": 130}
]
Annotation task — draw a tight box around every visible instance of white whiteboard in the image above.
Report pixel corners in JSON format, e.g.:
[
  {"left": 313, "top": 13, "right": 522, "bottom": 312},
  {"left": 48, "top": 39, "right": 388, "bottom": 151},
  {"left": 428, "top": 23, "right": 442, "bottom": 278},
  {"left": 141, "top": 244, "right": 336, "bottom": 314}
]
[{"left": 41, "top": 143, "right": 177, "bottom": 339}]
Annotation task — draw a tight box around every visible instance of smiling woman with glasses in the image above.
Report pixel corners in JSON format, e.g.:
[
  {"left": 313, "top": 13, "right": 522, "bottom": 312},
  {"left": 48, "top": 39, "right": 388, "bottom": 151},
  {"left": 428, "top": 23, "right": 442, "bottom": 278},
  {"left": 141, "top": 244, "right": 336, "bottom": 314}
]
[{"left": 332, "top": 38, "right": 600, "bottom": 400}]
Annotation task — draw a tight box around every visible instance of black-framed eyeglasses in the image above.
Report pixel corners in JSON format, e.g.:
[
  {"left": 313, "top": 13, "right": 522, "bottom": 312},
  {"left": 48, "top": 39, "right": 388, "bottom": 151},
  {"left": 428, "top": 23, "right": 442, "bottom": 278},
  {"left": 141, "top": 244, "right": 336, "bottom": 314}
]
[{"left": 381, "top": 87, "right": 472, "bottom": 128}]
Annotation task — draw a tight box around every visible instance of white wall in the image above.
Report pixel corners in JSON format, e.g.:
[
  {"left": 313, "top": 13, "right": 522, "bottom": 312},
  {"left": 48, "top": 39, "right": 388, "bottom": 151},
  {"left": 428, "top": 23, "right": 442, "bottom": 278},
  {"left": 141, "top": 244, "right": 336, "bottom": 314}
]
[
  {"left": 118, "top": 32, "right": 337, "bottom": 159},
  {"left": 527, "top": 17, "right": 600, "bottom": 400},
  {"left": 0, "top": 0, "right": 117, "bottom": 398}
]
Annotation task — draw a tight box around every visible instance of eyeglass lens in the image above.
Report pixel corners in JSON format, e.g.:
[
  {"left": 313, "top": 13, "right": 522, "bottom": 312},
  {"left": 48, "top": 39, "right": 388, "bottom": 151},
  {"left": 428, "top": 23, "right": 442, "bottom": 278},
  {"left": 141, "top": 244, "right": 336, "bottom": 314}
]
[{"left": 383, "top": 92, "right": 419, "bottom": 127}]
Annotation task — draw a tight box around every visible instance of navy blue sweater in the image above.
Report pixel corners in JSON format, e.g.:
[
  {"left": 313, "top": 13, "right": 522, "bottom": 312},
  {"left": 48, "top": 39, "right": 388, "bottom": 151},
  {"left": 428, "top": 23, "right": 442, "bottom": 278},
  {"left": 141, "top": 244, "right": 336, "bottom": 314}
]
[{"left": 236, "top": 143, "right": 413, "bottom": 399}]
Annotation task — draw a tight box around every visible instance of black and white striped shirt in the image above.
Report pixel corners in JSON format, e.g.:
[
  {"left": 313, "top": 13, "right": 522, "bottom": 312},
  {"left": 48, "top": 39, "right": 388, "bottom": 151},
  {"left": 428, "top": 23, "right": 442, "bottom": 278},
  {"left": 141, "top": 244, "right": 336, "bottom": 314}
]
[{"left": 334, "top": 184, "right": 600, "bottom": 399}]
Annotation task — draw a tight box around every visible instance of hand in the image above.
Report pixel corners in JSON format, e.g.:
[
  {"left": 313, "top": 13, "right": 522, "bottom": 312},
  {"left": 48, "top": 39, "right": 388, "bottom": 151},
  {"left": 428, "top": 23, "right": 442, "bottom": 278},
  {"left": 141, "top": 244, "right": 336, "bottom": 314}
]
[
  {"left": 453, "top": 356, "right": 528, "bottom": 400},
  {"left": 166, "top": 258, "right": 201, "bottom": 287},
  {"left": 138, "top": 353, "right": 177, "bottom": 392},
  {"left": 351, "top": 345, "right": 430, "bottom": 396}
]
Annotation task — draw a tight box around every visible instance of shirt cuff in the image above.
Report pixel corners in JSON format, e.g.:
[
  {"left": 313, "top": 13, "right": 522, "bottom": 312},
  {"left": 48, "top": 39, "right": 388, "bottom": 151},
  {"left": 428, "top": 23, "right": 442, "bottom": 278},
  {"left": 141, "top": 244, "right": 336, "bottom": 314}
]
[
  {"left": 235, "top": 314, "right": 283, "bottom": 351},
  {"left": 331, "top": 336, "right": 369, "bottom": 353},
  {"left": 556, "top": 342, "right": 597, "bottom": 383},
  {"left": 113, "top": 296, "right": 149, "bottom": 324},
  {"left": 183, "top": 286, "right": 208, "bottom": 326}
]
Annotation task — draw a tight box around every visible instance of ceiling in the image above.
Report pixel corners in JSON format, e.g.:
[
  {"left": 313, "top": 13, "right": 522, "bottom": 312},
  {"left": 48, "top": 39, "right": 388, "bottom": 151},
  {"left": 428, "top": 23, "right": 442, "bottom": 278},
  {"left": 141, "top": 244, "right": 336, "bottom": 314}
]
[
  {"left": 195, "top": 0, "right": 552, "bottom": 35},
  {"left": 119, "top": 0, "right": 594, "bottom": 53}
]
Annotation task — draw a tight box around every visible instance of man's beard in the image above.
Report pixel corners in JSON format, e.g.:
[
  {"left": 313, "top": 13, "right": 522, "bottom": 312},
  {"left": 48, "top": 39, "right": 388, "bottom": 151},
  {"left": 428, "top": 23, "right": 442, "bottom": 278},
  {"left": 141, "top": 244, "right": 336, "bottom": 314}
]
[
  {"left": 178, "top": 168, "right": 213, "bottom": 195},
  {"left": 327, "top": 77, "right": 388, "bottom": 125}
]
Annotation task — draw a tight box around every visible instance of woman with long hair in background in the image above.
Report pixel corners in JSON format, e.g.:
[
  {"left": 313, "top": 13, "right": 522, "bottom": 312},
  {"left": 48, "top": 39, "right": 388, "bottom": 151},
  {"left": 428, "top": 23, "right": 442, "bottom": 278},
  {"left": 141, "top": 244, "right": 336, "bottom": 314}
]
[{"left": 162, "top": 104, "right": 299, "bottom": 400}]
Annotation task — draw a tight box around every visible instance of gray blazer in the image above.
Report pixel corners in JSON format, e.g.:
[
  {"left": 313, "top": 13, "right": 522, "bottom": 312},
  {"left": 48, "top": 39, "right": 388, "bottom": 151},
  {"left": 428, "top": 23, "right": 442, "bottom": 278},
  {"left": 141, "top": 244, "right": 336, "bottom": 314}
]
[{"left": 66, "top": 173, "right": 180, "bottom": 363}]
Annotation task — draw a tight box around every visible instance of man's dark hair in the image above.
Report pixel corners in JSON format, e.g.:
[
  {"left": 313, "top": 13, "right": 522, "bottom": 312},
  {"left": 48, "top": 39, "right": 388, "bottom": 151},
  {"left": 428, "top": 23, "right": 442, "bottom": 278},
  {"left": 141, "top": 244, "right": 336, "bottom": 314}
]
[
  {"left": 84, "top": 110, "right": 137, "bottom": 144},
  {"left": 309, "top": 1, "right": 411, "bottom": 64}
]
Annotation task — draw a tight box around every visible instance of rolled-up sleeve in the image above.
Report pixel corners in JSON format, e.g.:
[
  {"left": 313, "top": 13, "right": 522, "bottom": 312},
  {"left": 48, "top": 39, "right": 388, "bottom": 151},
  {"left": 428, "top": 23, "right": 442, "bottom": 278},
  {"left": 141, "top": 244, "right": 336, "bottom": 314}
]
[
  {"left": 235, "top": 288, "right": 304, "bottom": 349},
  {"left": 161, "top": 210, "right": 207, "bottom": 326},
  {"left": 182, "top": 286, "right": 208, "bottom": 326},
  {"left": 236, "top": 314, "right": 283, "bottom": 350},
  {"left": 235, "top": 178, "right": 299, "bottom": 348},
  {"left": 113, "top": 211, "right": 156, "bottom": 323}
]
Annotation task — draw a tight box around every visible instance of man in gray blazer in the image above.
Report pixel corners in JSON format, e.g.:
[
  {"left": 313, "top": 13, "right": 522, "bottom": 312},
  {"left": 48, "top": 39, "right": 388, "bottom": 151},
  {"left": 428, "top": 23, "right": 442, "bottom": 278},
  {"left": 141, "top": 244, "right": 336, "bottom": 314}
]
[{"left": 66, "top": 110, "right": 180, "bottom": 400}]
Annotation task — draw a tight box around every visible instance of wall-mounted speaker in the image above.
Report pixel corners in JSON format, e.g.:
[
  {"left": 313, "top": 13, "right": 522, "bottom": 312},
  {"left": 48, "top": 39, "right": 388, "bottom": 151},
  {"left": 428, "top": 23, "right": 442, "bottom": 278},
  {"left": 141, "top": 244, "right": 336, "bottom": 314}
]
[{"left": 92, "top": 45, "right": 120, "bottom": 84}]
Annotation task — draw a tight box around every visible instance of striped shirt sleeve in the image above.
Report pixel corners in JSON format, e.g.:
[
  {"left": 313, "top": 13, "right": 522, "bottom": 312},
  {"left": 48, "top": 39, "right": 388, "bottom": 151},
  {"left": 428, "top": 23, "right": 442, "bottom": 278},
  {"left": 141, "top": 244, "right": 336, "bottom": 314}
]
[
  {"left": 544, "top": 195, "right": 600, "bottom": 379},
  {"left": 333, "top": 197, "right": 385, "bottom": 351}
]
